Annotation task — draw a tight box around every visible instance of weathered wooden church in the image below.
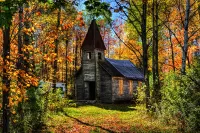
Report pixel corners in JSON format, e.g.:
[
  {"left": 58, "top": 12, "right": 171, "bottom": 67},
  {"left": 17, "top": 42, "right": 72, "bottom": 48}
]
[{"left": 75, "top": 20, "right": 144, "bottom": 103}]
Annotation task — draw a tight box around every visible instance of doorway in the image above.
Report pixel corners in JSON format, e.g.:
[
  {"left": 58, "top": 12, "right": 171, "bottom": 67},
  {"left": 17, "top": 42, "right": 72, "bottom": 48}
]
[{"left": 89, "top": 82, "right": 96, "bottom": 100}]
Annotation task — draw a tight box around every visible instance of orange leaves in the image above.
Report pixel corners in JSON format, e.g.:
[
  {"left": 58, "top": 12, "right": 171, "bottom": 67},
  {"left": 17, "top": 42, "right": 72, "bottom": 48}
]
[
  {"left": 62, "top": 23, "right": 73, "bottom": 30},
  {"left": 66, "top": 56, "right": 72, "bottom": 62},
  {"left": 2, "top": 85, "right": 9, "bottom": 92},
  {"left": 36, "top": 11, "right": 41, "bottom": 16},
  {"left": 76, "top": 12, "right": 85, "bottom": 27}
]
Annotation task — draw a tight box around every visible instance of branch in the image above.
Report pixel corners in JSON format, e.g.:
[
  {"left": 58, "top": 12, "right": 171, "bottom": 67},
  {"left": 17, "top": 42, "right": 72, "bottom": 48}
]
[
  {"left": 115, "top": 0, "right": 142, "bottom": 36},
  {"left": 110, "top": 22, "right": 142, "bottom": 66}
]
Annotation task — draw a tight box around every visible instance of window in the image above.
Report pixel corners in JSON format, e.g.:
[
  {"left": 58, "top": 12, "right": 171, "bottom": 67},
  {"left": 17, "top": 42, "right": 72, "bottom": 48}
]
[
  {"left": 119, "top": 79, "right": 123, "bottom": 95},
  {"left": 129, "top": 80, "right": 133, "bottom": 94},
  {"left": 98, "top": 52, "right": 102, "bottom": 60},
  {"left": 87, "top": 52, "right": 91, "bottom": 59}
]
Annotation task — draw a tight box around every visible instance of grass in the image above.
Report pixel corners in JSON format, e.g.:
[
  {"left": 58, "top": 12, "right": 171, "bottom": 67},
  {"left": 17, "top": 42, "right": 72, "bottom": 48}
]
[{"left": 45, "top": 104, "right": 177, "bottom": 133}]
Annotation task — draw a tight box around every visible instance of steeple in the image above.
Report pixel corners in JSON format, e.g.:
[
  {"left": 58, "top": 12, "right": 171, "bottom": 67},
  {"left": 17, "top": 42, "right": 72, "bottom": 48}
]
[{"left": 82, "top": 19, "right": 106, "bottom": 50}]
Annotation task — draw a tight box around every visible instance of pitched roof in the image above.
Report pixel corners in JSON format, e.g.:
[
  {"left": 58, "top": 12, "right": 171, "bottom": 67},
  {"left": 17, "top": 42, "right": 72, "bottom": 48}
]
[
  {"left": 99, "top": 60, "right": 122, "bottom": 77},
  {"left": 99, "top": 58, "right": 144, "bottom": 81},
  {"left": 82, "top": 19, "right": 106, "bottom": 50}
]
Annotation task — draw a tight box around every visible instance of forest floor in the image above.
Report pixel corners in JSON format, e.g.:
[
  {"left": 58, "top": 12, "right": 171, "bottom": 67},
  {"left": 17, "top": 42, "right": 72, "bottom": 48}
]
[{"left": 45, "top": 104, "right": 177, "bottom": 133}]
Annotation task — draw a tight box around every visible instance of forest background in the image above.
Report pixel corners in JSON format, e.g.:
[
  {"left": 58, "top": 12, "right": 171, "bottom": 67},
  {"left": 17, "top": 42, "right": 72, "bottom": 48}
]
[{"left": 0, "top": 0, "right": 200, "bottom": 132}]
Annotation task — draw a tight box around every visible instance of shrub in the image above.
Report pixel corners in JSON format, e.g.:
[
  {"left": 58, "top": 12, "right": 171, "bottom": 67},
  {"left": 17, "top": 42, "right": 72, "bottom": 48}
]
[{"left": 161, "top": 60, "right": 200, "bottom": 132}]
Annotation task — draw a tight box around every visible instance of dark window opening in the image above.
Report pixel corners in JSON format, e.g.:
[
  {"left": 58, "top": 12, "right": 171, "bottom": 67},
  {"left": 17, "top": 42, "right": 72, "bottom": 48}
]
[
  {"left": 98, "top": 52, "right": 102, "bottom": 60},
  {"left": 87, "top": 52, "right": 91, "bottom": 59}
]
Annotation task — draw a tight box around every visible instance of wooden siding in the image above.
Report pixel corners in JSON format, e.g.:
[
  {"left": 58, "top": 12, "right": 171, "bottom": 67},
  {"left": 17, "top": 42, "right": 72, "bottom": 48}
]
[
  {"left": 76, "top": 49, "right": 106, "bottom": 101},
  {"left": 75, "top": 70, "right": 84, "bottom": 100},
  {"left": 112, "top": 77, "right": 134, "bottom": 102},
  {"left": 82, "top": 50, "right": 95, "bottom": 81},
  {"left": 100, "top": 67, "right": 112, "bottom": 103},
  {"left": 95, "top": 49, "right": 105, "bottom": 100}
]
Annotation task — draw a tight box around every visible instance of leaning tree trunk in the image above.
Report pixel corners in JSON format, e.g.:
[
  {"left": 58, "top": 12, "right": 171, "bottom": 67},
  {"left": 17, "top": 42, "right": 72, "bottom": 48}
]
[
  {"left": 2, "top": 22, "right": 11, "bottom": 133},
  {"left": 169, "top": 28, "right": 176, "bottom": 72},
  {"left": 142, "top": 0, "right": 151, "bottom": 111},
  {"left": 181, "top": 0, "right": 190, "bottom": 75}
]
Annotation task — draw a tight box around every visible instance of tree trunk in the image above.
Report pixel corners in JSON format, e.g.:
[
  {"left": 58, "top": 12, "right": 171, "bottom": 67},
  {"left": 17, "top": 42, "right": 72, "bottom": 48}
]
[
  {"left": 169, "top": 28, "right": 175, "bottom": 72},
  {"left": 181, "top": 0, "right": 190, "bottom": 75},
  {"left": 17, "top": 5, "right": 25, "bottom": 133},
  {"left": 73, "top": 31, "right": 79, "bottom": 98},
  {"left": 17, "top": 6, "right": 23, "bottom": 70},
  {"left": 152, "top": 0, "right": 161, "bottom": 106},
  {"left": 53, "top": 7, "right": 61, "bottom": 90},
  {"left": 107, "top": 34, "right": 110, "bottom": 58},
  {"left": 23, "top": 4, "right": 31, "bottom": 72},
  {"left": 65, "top": 39, "right": 69, "bottom": 96},
  {"left": 2, "top": 23, "right": 11, "bottom": 133},
  {"left": 142, "top": 0, "right": 151, "bottom": 111}
]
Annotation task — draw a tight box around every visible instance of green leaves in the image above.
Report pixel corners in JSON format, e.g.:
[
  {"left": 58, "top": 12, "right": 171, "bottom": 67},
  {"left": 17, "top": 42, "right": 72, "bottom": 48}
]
[
  {"left": 47, "top": 0, "right": 53, "bottom": 4},
  {"left": 84, "top": 0, "right": 112, "bottom": 22},
  {"left": 0, "top": 0, "right": 26, "bottom": 28}
]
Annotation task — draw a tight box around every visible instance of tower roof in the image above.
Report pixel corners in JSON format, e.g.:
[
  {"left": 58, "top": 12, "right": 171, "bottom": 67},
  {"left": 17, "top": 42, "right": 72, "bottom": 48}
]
[{"left": 82, "top": 19, "right": 106, "bottom": 50}]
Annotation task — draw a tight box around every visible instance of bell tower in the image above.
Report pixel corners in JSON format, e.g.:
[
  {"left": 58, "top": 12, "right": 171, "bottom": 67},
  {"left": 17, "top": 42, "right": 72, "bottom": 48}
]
[{"left": 81, "top": 19, "right": 106, "bottom": 100}]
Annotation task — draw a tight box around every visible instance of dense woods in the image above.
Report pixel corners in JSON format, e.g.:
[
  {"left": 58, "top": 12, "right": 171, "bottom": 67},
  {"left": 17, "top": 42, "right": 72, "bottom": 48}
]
[{"left": 0, "top": 0, "right": 200, "bottom": 132}]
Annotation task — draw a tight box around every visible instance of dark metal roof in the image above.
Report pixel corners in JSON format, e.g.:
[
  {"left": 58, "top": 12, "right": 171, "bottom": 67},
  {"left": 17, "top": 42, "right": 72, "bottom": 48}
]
[
  {"left": 82, "top": 19, "right": 106, "bottom": 50},
  {"left": 100, "top": 58, "right": 144, "bottom": 80},
  {"left": 99, "top": 60, "right": 122, "bottom": 77}
]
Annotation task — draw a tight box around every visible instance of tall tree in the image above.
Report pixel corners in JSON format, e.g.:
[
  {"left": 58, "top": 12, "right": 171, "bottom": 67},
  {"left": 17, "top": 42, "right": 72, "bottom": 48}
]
[
  {"left": 141, "top": 0, "right": 151, "bottom": 110},
  {"left": 0, "top": 1, "right": 23, "bottom": 131},
  {"left": 53, "top": 6, "right": 61, "bottom": 90},
  {"left": 17, "top": 4, "right": 25, "bottom": 133},
  {"left": 181, "top": 0, "right": 190, "bottom": 75},
  {"left": 152, "top": 0, "right": 161, "bottom": 107},
  {"left": 114, "top": 0, "right": 151, "bottom": 110},
  {"left": 2, "top": 20, "right": 11, "bottom": 133}
]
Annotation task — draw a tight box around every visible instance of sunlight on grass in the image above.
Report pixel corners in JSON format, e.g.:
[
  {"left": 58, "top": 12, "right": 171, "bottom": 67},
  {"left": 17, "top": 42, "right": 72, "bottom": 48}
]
[{"left": 46, "top": 104, "right": 177, "bottom": 133}]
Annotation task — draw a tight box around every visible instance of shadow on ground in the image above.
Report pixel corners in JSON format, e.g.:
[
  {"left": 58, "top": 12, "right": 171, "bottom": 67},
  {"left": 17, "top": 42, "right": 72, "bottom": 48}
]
[
  {"left": 64, "top": 113, "right": 116, "bottom": 133},
  {"left": 76, "top": 102, "right": 137, "bottom": 112}
]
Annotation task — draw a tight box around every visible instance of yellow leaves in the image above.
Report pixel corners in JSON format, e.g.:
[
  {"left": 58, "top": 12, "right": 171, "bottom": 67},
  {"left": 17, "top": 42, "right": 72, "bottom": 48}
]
[
  {"left": 8, "top": 97, "right": 14, "bottom": 107},
  {"left": 43, "top": 54, "right": 53, "bottom": 63},
  {"left": 26, "top": 84, "right": 30, "bottom": 87},
  {"left": 57, "top": 59, "right": 62, "bottom": 63},
  {"left": 13, "top": 120, "right": 17, "bottom": 123},
  {"left": 23, "top": 27, "right": 35, "bottom": 35},
  {"left": 11, "top": 110, "right": 16, "bottom": 115}
]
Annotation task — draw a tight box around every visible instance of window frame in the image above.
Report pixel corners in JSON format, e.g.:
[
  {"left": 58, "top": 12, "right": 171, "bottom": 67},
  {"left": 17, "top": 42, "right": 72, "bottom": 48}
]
[{"left": 86, "top": 52, "right": 92, "bottom": 60}]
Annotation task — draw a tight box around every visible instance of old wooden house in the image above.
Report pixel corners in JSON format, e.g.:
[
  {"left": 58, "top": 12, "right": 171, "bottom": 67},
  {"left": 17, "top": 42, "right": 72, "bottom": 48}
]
[{"left": 75, "top": 20, "right": 144, "bottom": 103}]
